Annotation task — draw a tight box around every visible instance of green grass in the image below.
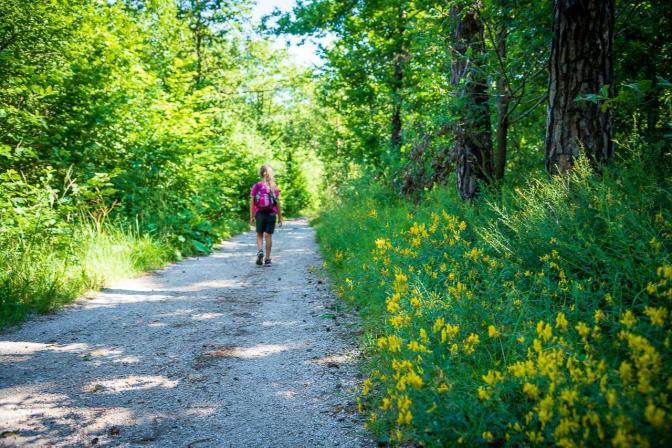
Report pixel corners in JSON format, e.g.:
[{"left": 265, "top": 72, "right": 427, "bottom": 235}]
[
  {"left": 0, "top": 222, "right": 173, "bottom": 326},
  {"left": 314, "top": 154, "right": 672, "bottom": 446}
]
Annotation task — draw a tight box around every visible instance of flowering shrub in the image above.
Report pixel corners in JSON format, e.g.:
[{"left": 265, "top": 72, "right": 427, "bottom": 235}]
[{"left": 315, "top": 161, "right": 672, "bottom": 446}]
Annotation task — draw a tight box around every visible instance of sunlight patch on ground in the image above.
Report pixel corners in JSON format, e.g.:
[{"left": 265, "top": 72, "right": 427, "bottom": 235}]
[
  {"left": 0, "top": 341, "right": 90, "bottom": 363},
  {"left": 261, "top": 320, "right": 301, "bottom": 327},
  {"left": 275, "top": 389, "right": 298, "bottom": 399},
  {"left": 82, "top": 375, "right": 178, "bottom": 394},
  {"left": 308, "top": 351, "right": 357, "bottom": 367},
  {"left": 0, "top": 383, "right": 163, "bottom": 447},
  {"left": 191, "top": 312, "right": 224, "bottom": 321},
  {"left": 205, "top": 343, "right": 303, "bottom": 359}
]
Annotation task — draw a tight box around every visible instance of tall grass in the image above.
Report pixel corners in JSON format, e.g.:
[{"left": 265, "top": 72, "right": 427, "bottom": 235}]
[
  {"left": 0, "top": 221, "right": 172, "bottom": 326},
  {"left": 315, "top": 153, "right": 672, "bottom": 446}
]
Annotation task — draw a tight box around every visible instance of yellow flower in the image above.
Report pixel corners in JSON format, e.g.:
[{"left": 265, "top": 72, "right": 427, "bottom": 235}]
[
  {"left": 465, "top": 247, "right": 480, "bottom": 260},
  {"left": 527, "top": 431, "right": 544, "bottom": 443},
  {"left": 482, "top": 431, "right": 493, "bottom": 441},
  {"left": 437, "top": 382, "right": 451, "bottom": 393},
  {"left": 361, "top": 379, "right": 372, "bottom": 396},
  {"left": 508, "top": 360, "right": 535, "bottom": 378},
  {"left": 575, "top": 321, "right": 590, "bottom": 337},
  {"left": 536, "top": 320, "right": 553, "bottom": 341},
  {"left": 620, "top": 310, "right": 637, "bottom": 329},
  {"left": 477, "top": 386, "right": 491, "bottom": 400},
  {"left": 482, "top": 370, "right": 503, "bottom": 386},
  {"left": 390, "top": 314, "right": 409, "bottom": 329},
  {"left": 612, "top": 428, "right": 632, "bottom": 448},
  {"left": 463, "top": 333, "right": 480, "bottom": 354},
  {"left": 407, "top": 340, "right": 429, "bottom": 353},
  {"left": 397, "top": 410, "right": 413, "bottom": 425},
  {"left": 559, "top": 388, "right": 578, "bottom": 407},
  {"left": 645, "top": 402, "right": 666, "bottom": 428},
  {"left": 619, "top": 361, "right": 633, "bottom": 383},
  {"left": 644, "top": 306, "right": 667, "bottom": 326},
  {"left": 387, "top": 335, "right": 402, "bottom": 352},
  {"left": 441, "top": 324, "right": 460, "bottom": 343},
  {"left": 537, "top": 395, "right": 554, "bottom": 426},
  {"left": 386, "top": 299, "right": 400, "bottom": 313},
  {"left": 419, "top": 328, "right": 429, "bottom": 343},
  {"left": 594, "top": 309, "right": 604, "bottom": 324},
  {"left": 488, "top": 325, "right": 500, "bottom": 338},
  {"left": 658, "top": 264, "right": 672, "bottom": 279},
  {"left": 405, "top": 370, "right": 424, "bottom": 389},
  {"left": 556, "top": 312, "right": 568, "bottom": 330},
  {"left": 523, "top": 382, "right": 540, "bottom": 399}
]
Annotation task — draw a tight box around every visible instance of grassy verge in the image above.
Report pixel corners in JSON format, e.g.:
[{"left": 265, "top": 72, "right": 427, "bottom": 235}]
[
  {"left": 314, "top": 156, "right": 672, "bottom": 446},
  {"left": 0, "top": 219, "right": 247, "bottom": 328}
]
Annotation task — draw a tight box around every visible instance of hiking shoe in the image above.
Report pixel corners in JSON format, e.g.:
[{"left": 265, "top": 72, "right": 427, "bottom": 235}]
[
  {"left": 256, "top": 250, "right": 264, "bottom": 265},
  {"left": 264, "top": 258, "right": 272, "bottom": 266}
]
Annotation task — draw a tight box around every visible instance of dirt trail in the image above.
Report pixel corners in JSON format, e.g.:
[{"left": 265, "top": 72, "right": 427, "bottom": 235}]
[{"left": 0, "top": 219, "right": 369, "bottom": 447}]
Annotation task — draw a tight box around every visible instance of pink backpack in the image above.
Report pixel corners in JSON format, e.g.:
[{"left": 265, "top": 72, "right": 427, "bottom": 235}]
[{"left": 254, "top": 182, "right": 277, "bottom": 211}]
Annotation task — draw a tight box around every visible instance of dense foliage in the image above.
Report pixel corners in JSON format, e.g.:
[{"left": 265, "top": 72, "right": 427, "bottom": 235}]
[
  {"left": 316, "top": 148, "right": 672, "bottom": 446},
  {"left": 0, "top": 0, "right": 319, "bottom": 325},
  {"left": 277, "top": 0, "right": 671, "bottom": 186}
]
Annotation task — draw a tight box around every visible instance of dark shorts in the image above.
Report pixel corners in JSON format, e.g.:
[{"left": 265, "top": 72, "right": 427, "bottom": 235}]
[{"left": 255, "top": 210, "right": 276, "bottom": 234}]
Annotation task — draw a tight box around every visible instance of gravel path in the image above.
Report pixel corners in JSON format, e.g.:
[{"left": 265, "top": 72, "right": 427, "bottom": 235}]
[{"left": 0, "top": 219, "right": 370, "bottom": 447}]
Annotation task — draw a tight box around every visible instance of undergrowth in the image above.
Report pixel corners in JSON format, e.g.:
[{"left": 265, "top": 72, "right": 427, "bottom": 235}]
[
  {"left": 315, "top": 152, "right": 672, "bottom": 446},
  {"left": 0, "top": 170, "right": 248, "bottom": 327}
]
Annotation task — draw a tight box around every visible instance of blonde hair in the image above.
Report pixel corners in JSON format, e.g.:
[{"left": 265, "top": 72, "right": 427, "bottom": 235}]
[{"left": 260, "top": 164, "right": 277, "bottom": 191}]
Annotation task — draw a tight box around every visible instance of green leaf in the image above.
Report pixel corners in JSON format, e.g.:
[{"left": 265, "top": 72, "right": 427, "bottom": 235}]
[{"left": 191, "top": 239, "right": 210, "bottom": 254}]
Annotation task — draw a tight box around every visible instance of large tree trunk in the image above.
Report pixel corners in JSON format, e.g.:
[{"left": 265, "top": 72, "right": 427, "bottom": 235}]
[
  {"left": 447, "top": 3, "right": 493, "bottom": 199},
  {"left": 545, "top": 0, "right": 614, "bottom": 175}
]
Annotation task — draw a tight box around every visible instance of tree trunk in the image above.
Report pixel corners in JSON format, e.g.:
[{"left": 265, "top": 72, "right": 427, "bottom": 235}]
[
  {"left": 494, "top": 24, "right": 509, "bottom": 182},
  {"left": 545, "top": 0, "right": 614, "bottom": 175},
  {"left": 447, "top": 3, "right": 493, "bottom": 200}
]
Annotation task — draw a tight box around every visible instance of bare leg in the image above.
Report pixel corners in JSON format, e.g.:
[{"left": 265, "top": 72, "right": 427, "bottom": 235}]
[
  {"left": 265, "top": 233, "right": 273, "bottom": 259},
  {"left": 256, "top": 233, "right": 263, "bottom": 252}
]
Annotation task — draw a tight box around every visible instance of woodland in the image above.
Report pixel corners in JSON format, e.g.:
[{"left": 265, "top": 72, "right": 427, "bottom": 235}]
[{"left": 2, "top": 0, "right": 672, "bottom": 446}]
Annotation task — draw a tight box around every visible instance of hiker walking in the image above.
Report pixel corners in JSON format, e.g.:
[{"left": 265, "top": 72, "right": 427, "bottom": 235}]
[{"left": 250, "top": 164, "right": 283, "bottom": 266}]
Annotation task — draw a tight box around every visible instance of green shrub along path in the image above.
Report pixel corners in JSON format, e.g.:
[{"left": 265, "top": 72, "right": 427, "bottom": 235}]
[
  {"left": 3, "top": 0, "right": 672, "bottom": 447},
  {"left": 315, "top": 156, "right": 672, "bottom": 446}
]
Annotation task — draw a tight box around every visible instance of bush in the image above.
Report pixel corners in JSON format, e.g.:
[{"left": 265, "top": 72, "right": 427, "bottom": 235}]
[{"left": 315, "top": 155, "right": 672, "bottom": 446}]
